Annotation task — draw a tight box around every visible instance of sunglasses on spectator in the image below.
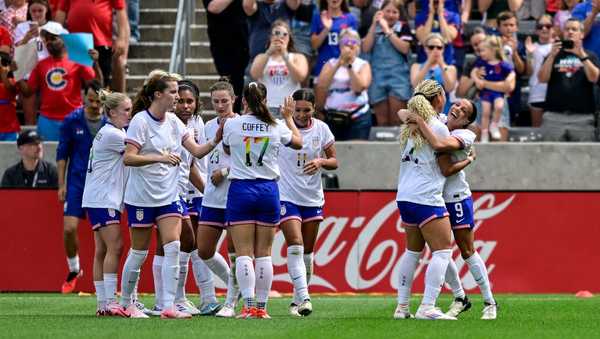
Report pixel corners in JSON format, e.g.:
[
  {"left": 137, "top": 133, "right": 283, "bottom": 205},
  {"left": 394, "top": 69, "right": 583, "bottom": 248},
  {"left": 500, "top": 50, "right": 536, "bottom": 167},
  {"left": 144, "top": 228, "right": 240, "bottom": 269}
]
[
  {"left": 427, "top": 45, "right": 443, "bottom": 50},
  {"left": 295, "top": 108, "right": 312, "bottom": 113},
  {"left": 272, "top": 30, "right": 289, "bottom": 38},
  {"left": 537, "top": 23, "right": 552, "bottom": 30},
  {"left": 341, "top": 38, "right": 360, "bottom": 46}
]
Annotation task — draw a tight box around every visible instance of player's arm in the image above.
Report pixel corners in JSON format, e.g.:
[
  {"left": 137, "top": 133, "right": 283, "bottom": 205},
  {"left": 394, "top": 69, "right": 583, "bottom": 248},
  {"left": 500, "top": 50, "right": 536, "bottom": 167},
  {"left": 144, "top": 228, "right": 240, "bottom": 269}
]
[
  {"left": 303, "top": 143, "right": 338, "bottom": 175},
  {"left": 122, "top": 144, "right": 181, "bottom": 167},
  {"left": 437, "top": 153, "right": 473, "bottom": 177},
  {"left": 183, "top": 119, "right": 223, "bottom": 159},
  {"left": 407, "top": 114, "right": 462, "bottom": 152},
  {"left": 189, "top": 162, "right": 205, "bottom": 193}
]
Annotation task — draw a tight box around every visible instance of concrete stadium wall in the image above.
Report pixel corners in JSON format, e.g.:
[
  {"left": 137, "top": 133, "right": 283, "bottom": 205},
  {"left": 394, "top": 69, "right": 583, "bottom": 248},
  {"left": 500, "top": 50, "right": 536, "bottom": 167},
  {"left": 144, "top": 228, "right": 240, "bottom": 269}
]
[{"left": 1, "top": 141, "right": 599, "bottom": 190}]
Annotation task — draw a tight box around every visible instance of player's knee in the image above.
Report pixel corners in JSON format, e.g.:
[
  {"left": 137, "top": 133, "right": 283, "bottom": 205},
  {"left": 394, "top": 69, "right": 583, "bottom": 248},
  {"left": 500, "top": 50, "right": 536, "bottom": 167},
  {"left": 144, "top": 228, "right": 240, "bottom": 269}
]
[
  {"left": 457, "top": 241, "right": 475, "bottom": 259},
  {"left": 63, "top": 223, "right": 78, "bottom": 234},
  {"left": 197, "top": 247, "right": 215, "bottom": 260},
  {"left": 287, "top": 236, "right": 304, "bottom": 247}
]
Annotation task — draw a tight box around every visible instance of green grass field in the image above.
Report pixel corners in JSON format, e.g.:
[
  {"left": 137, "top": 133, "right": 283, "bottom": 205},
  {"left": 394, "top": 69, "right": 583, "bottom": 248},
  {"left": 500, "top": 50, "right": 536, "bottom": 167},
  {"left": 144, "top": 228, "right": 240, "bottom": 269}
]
[{"left": 0, "top": 294, "right": 598, "bottom": 338}]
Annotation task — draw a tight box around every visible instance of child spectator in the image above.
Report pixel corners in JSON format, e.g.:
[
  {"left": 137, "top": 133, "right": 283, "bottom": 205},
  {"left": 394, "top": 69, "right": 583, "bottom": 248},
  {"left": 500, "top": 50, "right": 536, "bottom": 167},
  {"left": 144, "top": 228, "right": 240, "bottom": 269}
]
[
  {"left": 526, "top": 14, "right": 553, "bottom": 127},
  {"left": 415, "top": 0, "right": 460, "bottom": 65},
  {"left": 472, "top": 35, "right": 515, "bottom": 142},
  {"left": 362, "top": 0, "right": 412, "bottom": 126},
  {"left": 311, "top": 0, "right": 358, "bottom": 77},
  {"left": 250, "top": 20, "right": 309, "bottom": 116}
]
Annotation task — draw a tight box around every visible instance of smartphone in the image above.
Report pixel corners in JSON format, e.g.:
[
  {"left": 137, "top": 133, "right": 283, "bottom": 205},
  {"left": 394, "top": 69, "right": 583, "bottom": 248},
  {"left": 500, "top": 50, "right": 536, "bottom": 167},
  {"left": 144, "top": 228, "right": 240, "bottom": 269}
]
[{"left": 561, "top": 39, "right": 574, "bottom": 49}]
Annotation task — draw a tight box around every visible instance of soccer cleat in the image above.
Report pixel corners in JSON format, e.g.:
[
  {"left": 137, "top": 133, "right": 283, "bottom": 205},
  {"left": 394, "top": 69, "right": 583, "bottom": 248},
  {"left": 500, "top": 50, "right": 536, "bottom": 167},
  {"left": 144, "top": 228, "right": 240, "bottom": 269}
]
[
  {"left": 298, "top": 299, "right": 313, "bottom": 316},
  {"left": 415, "top": 305, "right": 457, "bottom": 320},
  {"left": 254, "top": 308, "right": 271, "bottom": 319},
  {"left": 288, "top": 303, "right": 301, "bottom": 317},
  {"left": 134, "top": 300, "right": 152, "bottom": 316},
  {"left": 160, "top": 306, "right": 193, "bottom": 319},
  {"left": 175, "top": 299, "right": 201, "bottom": 315},
  {"left": 61, "top": 270, "right": 83, "bottom": 294},
  {"left": 236, "top": 306, "right": 254, "bottom": 319},
  {"left": 445, "top": 296, "right": 472, "bottom": 318},
  {"left": 490, "top": 123, "right": 501, "bottom": 140},
  {"left": 215, "top": 304, "right": 236, "bottom": 318},
  {"left": 481, "top": 302, "right": 497, "bottom": 320},
  {"left": 105, "top": 302, "right": 128, "bottom": 317},
  {"left": 199, "top": 302, "right": 223, "bottom": 316},
  {"left": 150, "top": 305, "right": 163, "bottom": 316},
  {"left": 125, "top": 304, "right": 150, "bottom": 318},
  {"left": 393, "top": 304, "right": 414, "bottom": 319}
]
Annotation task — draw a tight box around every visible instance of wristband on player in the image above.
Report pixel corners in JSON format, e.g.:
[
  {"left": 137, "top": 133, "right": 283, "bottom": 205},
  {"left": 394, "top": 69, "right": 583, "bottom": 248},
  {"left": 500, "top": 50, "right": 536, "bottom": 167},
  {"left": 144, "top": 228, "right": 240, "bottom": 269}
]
[{"left": 220, "top": 167, "right": 229, "bottom": 177}]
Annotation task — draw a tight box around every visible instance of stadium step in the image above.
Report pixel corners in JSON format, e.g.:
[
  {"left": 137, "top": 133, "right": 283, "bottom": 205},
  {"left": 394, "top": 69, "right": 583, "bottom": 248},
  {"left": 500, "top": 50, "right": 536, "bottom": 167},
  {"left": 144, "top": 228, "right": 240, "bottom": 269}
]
[
  {"left": 142, "top": 0, "right": 204, "bottom": 9},
  {"left": 139, "top": 8, "right": 206, "bottom": 25},
  {"left": 127, "top": 58, "right": 217, "bottom": 76},
  {"left": 126, "top": 74, "right": 221, "bottom": 93},
  {"left": 128, "top": 41, "right": 212, "bottom": 59},
  {"left": 139, "top": 24, "right": 208, "bottom": 42}
]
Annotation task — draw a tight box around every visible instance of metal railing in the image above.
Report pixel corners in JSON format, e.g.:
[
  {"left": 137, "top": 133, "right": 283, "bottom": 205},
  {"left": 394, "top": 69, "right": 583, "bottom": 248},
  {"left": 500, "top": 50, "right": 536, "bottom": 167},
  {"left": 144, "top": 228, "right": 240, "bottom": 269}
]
[{"left": 169, "top": 0, "right": 196, "bottom": 75}]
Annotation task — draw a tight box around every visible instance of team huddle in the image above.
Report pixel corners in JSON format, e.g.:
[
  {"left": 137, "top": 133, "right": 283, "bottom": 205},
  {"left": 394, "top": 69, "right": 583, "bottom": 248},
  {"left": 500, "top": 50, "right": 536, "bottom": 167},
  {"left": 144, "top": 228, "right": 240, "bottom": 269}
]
[{"left": 73, "top": 69, "right": 494, "bottom": 320}]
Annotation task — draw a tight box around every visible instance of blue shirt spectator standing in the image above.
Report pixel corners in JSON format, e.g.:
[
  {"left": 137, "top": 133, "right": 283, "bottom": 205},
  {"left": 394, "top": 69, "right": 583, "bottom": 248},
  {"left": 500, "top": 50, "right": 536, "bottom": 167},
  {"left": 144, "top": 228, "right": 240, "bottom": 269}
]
[
  {"left": 415, "top": 0, "right": 461, "bottom": 65},
  {"left": 572, "top": 0, "right": 600, "bottom": 61}
]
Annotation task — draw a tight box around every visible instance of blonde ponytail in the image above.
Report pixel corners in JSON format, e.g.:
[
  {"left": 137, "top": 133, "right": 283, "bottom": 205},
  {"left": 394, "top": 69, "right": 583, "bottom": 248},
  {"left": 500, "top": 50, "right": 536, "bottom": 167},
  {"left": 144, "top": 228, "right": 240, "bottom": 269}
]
[{"left": 400, "top": 79, "right": 444, "bottom": 150}]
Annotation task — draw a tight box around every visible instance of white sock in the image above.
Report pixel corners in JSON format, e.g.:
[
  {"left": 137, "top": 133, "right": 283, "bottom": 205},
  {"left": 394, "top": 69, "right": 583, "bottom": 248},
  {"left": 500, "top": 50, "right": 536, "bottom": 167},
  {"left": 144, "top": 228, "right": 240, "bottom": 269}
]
[
  {"left": 161, "top": 241, "right": 180, "bottom": 309},
  {"left": 175, "top": 251, "right": 191, "bottom": 302},
  {"left": 396, "top": 250, "right": 421, "bottom": 305},
  {"left": 445, "top": 258, "right": 466, "bottom": 299},
  {"left": 421, "top": 249, "right": 452, "bottom": 306},
  {"left": 204, "top": 252, "right": 230, "bottom": 284},
  {"left": 67, "top": 255, "right": 80, "bottom": 273},
  {"left": 255, "top": 256, "right": 273, "bottom": 309},
  {"left": 303, "top": 253, "right": 313, "bottom": 285},
  {"left": 225, "top": 253, "right": 239, "bottom": 307},
  {"left": 465, "top": 252, "right": 495, "bottom": 304},
  {"left": 152, "top": 255, "right": 164, "bottom": 308},
  {"left": 103, "top": 273, "right": 118, "bottom": 303},
  {"left": 235, "top": 256, "right": 255, "bottom": 307},
  {"left": 119, "top": 249, "right": 148, "bottom": 307},
  {"left": 288, "top": 245, "right": 309, "bottom": 304},
  {"left": 191, "top": 250, "right": 217, "bottom": 304},
  {"left": 94, "top": 280, "right": 106, "bottom": 309}
]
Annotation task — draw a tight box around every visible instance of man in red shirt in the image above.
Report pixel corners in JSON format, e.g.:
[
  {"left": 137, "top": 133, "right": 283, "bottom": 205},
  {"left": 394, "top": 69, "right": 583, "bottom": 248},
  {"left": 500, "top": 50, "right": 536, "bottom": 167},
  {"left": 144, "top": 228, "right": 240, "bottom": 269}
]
[
  {"left": 18, "top": 21, "right": 102, "bottom": 141},
  {"left": 0, "top": 52, "right": 27, "bottom": 141},
  {"left": 55, "top": 0, "right": 130, "bottom": 92}
]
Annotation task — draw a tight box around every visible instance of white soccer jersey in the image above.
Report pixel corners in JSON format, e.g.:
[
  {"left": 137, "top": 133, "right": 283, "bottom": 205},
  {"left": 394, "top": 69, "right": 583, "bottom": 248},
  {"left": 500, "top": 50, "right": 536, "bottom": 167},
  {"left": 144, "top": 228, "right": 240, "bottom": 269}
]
[
  {"left": 202, "top": 116, "right": 236, "bottom": 209},
  {"left": 82, "top": 123, "right": 128, "bottom": 210},
  {"left": 396, "top": 118, "right": 450, "bottom": 207},
  {"left": 187, "top": 115, "right": 207, "bottom": 199},
  {"left": 278, "top": 118, "right": 334, "bottom": 207},
  {"left": 223, "top": 115, "right": 293, "bottom": 180},
  {"left": 124, "top": 111, "right": 189, "bottom": 207},
  {"left": 443, "top": 128, "right": 476, "bottom": 203}
]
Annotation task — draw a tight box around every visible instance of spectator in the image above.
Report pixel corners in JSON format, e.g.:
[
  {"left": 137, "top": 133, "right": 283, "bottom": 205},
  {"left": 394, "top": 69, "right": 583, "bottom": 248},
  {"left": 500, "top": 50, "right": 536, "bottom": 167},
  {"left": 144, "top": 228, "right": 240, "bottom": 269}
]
[
  {"left": 415, "top": 0, "right": 460, "bottom": 65},
  {"left": 517, "top": 0, "right": 546, "bottom": 20},
  {"left": 0, "top": 52, "right": 25, "bottom": 141},
  {"left": 410, "top": 33, "right": 457, "bottom": 114},
  {"left": 56, "top": 0, "right": 130, "bottom": 92},
  {"left": 128, "top": 0, "right": 139, "bottom": 43},
  {"left": 15, "top": 0, "right": 52, "bottom": 125},
  {"left": 416, "top": 0, "right": 471, "bottom": 24},
  {"left": 316, "top": 28, "right": 372, "bottom": 140},
  {"left": 243, "top": 0, "right": 300, "bottom": 62},
  {"left": 1, "top": 130, "right": 58, "bottom": 188},
  {"left": 0, "top": 0, "right": 28, "bottom": 39},
  {"left": 204, "top": 0, "right": 249, "bottom": 113},
  {"left": 478, "top": 0, "right": 523, "bottom": 28},
  {"left": 538, "top": 18, "right": 600, "bottom": 141},
  {"left": 472, "top": 36, "right": 515, "bottom": 142},
  {"left": 553, "top": 0, "right": 580, "bottom": 34},
  {"left": 18, "top": 21, "right": 102, "bottom": 141},
  {"left": 457, "top": 27, "right": 515, "bottom": 141},
  {"left": 525, "top": 14, "right": 554, "bottom": 127},
  {"left": 311, "top": 0, "right": 358, "bottom": 77},
  {"left": 290, "top": 0, "right": 316, "bottom": 64},
  {"left": 362, "top": 0, "right": 412, "bottom": 126},
  {"left": 354, "top": 0, "right": 412, "bottom": 37},
  {"left": 496, "top": 11, "right": 531, "bottom": 126},
  {"left": 572, "top": 0, "right": 600, "bottom": 61},
  {"left": 0, "top": 25, "right": 11, "bottom": 56},
  {"left": 250, "top": 20, "right": 309, "bottom": 116},
  {"left": 546, "top": 0, "right": 561, "bottom": 14},
  {"left": 56, "top": 79, "right": 106, "bottom": 293}
]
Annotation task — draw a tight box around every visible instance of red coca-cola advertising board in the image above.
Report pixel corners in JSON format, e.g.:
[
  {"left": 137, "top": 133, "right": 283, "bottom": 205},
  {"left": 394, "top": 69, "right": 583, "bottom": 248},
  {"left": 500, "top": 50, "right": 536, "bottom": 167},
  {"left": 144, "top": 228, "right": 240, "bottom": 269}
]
[{"left": 1, "top": 190, "right": 599, "bottom": 293}]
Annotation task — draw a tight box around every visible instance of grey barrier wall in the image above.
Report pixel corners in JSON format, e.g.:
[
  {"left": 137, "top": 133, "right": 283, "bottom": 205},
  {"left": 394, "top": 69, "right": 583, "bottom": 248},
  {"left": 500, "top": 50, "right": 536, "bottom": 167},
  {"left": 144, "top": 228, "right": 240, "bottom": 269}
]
[{"left": 2, "top": 141, "right": 600, "bottom": 190}]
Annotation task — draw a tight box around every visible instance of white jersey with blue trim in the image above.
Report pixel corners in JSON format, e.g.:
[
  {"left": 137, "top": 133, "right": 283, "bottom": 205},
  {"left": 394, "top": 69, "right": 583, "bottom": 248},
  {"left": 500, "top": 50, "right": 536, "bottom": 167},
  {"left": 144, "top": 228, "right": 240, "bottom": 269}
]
[
  {"left": 278, "top": 118, "right": 335, "bottom": 207},
  {"left": 177, "top": 115, "right": 207, "bottom": 199},
  {"left": 124, "top": 111, "right": 189, "bottom": 207},
  {"left": 443, "top": 128, "right": 476, "bottom": 203},
  {"left": 82, "top": 123, "right": 129, "bottom": 210},
  {"left": 396, "top": 118, "right": 450, "bottom": 207},
  {"left": 201, "top": 116, "right": 236, "bottom": 209},
  {"left": 223, "top": 114, "right": 293, "bottom": 180}
]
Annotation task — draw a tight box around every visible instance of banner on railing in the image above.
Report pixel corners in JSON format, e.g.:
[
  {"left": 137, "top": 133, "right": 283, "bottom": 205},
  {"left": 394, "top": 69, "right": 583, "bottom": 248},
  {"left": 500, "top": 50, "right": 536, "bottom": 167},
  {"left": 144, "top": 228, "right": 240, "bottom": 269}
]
[{"left": 1, "top": 190, "right": 599, "bottom": 293}]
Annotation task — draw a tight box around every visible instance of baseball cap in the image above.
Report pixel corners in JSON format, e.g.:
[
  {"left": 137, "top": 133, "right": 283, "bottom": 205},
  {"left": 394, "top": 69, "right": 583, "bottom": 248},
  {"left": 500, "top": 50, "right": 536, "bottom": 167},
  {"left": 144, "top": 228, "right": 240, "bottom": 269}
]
[
  {"left": 40, "top": 21, "right": 69, "bottom": 36},
  {"left": 17, "top": 130, "right": 43, "bottom": 147}
]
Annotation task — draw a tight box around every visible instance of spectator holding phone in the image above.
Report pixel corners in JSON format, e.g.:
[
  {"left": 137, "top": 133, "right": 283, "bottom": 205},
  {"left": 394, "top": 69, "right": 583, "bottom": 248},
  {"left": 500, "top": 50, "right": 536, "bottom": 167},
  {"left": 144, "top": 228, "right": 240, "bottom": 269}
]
[{"left": 538, "top": 18, "right": 600, "bottom": 141}]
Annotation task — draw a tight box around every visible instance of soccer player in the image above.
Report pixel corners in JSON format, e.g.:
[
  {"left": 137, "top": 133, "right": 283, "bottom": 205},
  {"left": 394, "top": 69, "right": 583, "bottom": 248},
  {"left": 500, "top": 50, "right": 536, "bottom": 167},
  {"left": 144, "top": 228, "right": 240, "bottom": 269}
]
[
  {"left": 118, "top": 70, "right": 222, "bottom": 319},
  {"left": 57, "top": 80, "right": 105, "bottom": 294},
  {"left": 278, "top": 88, "right": 338, "bottom": 317},
  {"left": 394, "top": 79, "right": 456, "bottom": 320},
  {"left": 196, "top": 80, "right": 241, "bottom": 318},
  {"left": 222, "top": 82, "right": 302, "bottom": 319},
  {"left": 408, "top": 98, "right": 497, "bottom": 320},
  {"left": 81, "top": 90, "right": 132, "bottom": 317}
]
